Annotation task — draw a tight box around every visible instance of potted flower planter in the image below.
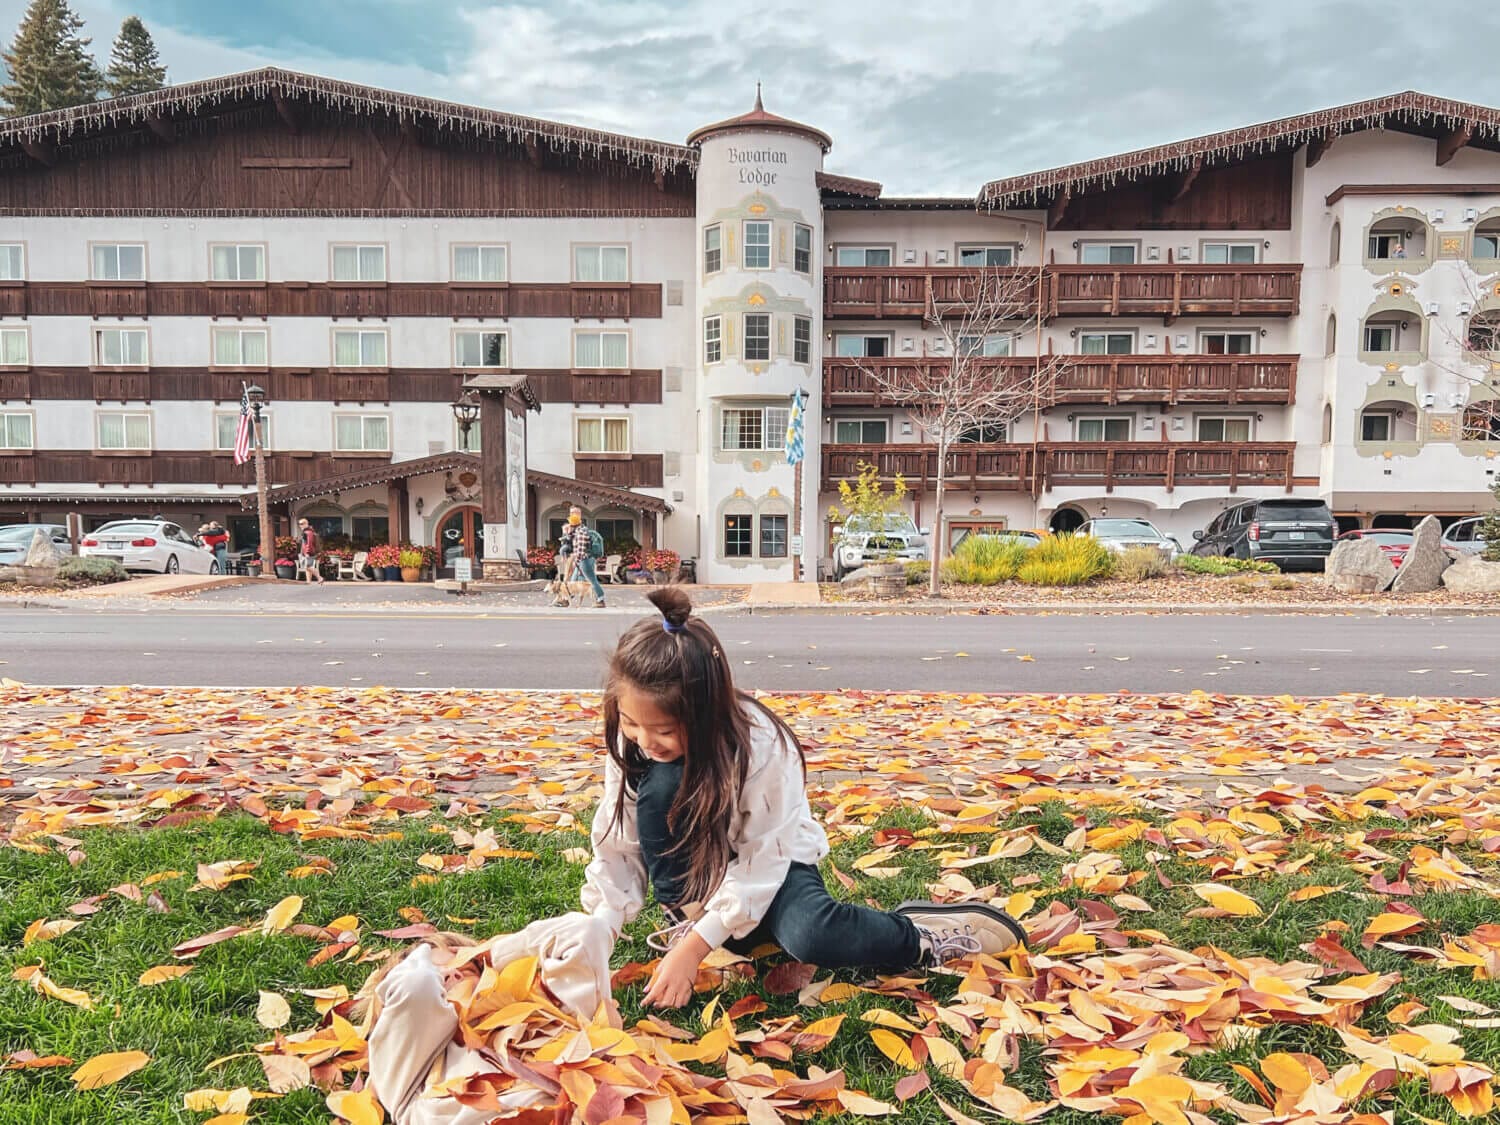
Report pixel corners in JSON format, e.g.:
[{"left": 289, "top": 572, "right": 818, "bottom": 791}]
[
  {"left": 383, "top": 566, "right": 401, "bottom": 581},
  {"left": 401, "top": 566, "right": 421, "bottom": 582},
  {"left": 274, "top": 563, "right": 296, "bottom": 580},
  {"left": 246, "top": 561, "right": 262, "bottom": 577}
]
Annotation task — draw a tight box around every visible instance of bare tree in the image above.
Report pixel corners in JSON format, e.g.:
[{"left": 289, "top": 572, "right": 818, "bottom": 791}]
[
  {"left": 1422, "top": 269, "right": 1500, "bottom": 444},
  {"left": 850, "top": 263, "right": 1072, "bottom": 597}
]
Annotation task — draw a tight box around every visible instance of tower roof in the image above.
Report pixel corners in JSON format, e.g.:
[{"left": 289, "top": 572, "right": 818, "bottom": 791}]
[{"left": 686, "top": 84, "right": 832, "bottom": 152}]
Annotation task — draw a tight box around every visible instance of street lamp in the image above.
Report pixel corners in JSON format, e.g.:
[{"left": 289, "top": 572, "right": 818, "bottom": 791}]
[
  {"left": 246, "top": 383, "right": 276, "bottom": 580},
  {"left": 452, "top": 389, "right": 480, "bottom": 448}
]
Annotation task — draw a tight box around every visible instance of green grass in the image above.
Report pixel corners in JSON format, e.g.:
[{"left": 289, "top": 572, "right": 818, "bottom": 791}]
[{"left": 2, "top": 803, "right": 1498, "bottom": 1123}]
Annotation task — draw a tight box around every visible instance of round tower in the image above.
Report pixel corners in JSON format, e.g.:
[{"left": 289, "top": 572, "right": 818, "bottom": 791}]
[{"left": 688, "top": 89, "right": 828, "bottom": 583}]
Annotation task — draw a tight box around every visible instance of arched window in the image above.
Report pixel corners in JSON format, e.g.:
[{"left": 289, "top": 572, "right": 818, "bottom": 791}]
[
  {"left": 1329, "top": 221, "right": 1341, "bottom": 266},
  {"left": 1325, "top": 312, "right": 1337, "bottom": 355},
  {"left": 1366, "top": 216, "right": 1427, "bottom": 262},
  {"left": 1358, "top": 401, "right": 1416, "bottom": 443},
  {"left": 1466, "top": 310, "right": 1500, "bottom": 352},
  {"left": 1321, "top": 403, "right": 1333, "bottom": 443},
  {"left": 1474, "top": 218, "right": 1500, "bottom": 260},
  {"left": 1461, "top": 403, "right": 1500, "bottom": 441}
]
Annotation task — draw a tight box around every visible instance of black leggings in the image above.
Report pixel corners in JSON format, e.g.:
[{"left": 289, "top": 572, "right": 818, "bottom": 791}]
[{"left": 635, "top": 759, "right": 922, "bottom": 970}]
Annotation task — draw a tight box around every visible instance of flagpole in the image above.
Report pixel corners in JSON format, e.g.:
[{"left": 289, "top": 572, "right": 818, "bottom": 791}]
[{"left": 793, "top": 457, "right": 803, "bottom": 583}]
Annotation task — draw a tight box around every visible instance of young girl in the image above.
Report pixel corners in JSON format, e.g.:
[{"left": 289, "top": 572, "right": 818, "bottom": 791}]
[{"left": 581, "top": 588, "right": 1025, "bottom": 1010}]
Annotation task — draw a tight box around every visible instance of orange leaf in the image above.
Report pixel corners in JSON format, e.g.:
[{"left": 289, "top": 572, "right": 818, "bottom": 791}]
[
  {"left": 138, "top": 965, "right": 193, "bottom": 987},
  {"left": 71, "top": 1050, "right": 150, "bottom": 1090}
]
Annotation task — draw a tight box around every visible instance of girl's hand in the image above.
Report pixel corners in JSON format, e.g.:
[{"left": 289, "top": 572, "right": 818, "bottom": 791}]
[{"left": 643, "top": 932, "right": 711, "bottom": 1010}]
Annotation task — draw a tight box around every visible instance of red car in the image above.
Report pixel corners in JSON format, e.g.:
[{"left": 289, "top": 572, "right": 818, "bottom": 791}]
[{"left": 1335, "top": 528, "right": 1414, "bottom": 567}]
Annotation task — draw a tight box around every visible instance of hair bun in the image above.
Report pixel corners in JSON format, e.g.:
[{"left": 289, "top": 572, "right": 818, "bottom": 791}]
[{"left": 646, "top": 586, "right": 693, "bottom": 628}]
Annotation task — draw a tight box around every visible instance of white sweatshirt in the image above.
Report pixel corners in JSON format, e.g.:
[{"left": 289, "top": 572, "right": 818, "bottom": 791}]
[{"left": 580, "top": 703, "right": 830, "bottom": 950}]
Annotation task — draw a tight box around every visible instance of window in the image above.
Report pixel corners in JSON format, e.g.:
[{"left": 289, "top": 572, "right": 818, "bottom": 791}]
[
  {"left": 1475, "top": 225, "right": 1500, "bottom": 259},
  {"left": 1079, "top": 332, "right": 1134, "bottom": 355},
  {"left": 1364, "top": 323, "right": 1396, "bottom": 352},
  {"left": 596, "top": 516, "right": 635, "bottom": 542},
  {"left": 210, "top": 244, "right": 265, "bottom": 281},
  {"left": 1467, "top": 312, "right": 1500, "bottom": 352},
  {"left": 332, "top": 244, "right": 386, "bottom": 281},
  {"left": 575, "top": 331, "right": 628, "bottom": 368},
  {"left": 91, "top": 243, "right": 145, "bottom": 280},
  {"left": 703, "top": 226, "right": 722, "bottom": 274},
  {"left": 1367, "top": 232, "right": 1404, "bottom": 260},
  {"left": 1200, "top": 332, "right": 1254, "bottom": 355},
  {"left": 1, "top": 412, "right": 32, "bottom": 449},
  {"left": 743, "top": 313, "right": 771, "bottom": 361},
  {"left": 793, "top": 316, "right": 811, "bottom": 364},
  {"left": 836, "top": 246, "right": 892, "bottom": 266},
  {"left": 215, "top": 411, "right": 270, "bottom": 450},
  {"left": 957, "top": 423, "right": 1007, "bottom": 443},
  {"left": 958, "top": 245, "right": 1015, "bottom": 266},
  {"left": 333, "top": 329, "right": 388, "bottom": 367},
  {"left": 957, "top": 334, "right": 1011, "bottom": 356},
  {"left": 94, "top": 327, "right": 147, "bottom": 366},
  {"left": 743, "top": 221, "right": 771, "bottom": 269},
  {"left": 724, "top": 514, "right": 753, "bottom": 558},
  {"left": 1196, "top": 416, "right": 1252, "bottom": 441},
  {"left": 704, "top": 316, "right": 722, "bottom": 364},
  {"left": 794, "top": 225, "right": 812, "bottom": 274},
  {"left": 832, "top": 418, "right": 889, "bottom": 444},
  {"left": 0, "top": 244, "right": 24, "bottom": 280},
  {"left": 1461, "top": 406, "right": 1500, "bottom": 441},
  {"left": 760, "top": 514, "right": 788, "bottom": 557},
  {"left": 1076, "top": 416, "right": 1132, "bottom": 441},
  {"left": 97, "top": 412, "right": 151, "bottom": 450},
  {"left": 211, "top": 327, "right": 268, "bottom": 367},
  {"left": 452, "top": 244, "right": 507, "bottom": 282},
  {"left": 1202, "top": 242, "right": 1258, "bottom": 264},
  {"left": 0, "top": 327, "right": 28, "bottom": 365},
  {"left": 455, "top": 418, "right": 481, "bottom": 453},
  {"left": 721, "top": 405, "right": 791, "bottom": 451},
  {"left": 834, "top": 333, "right": 888, "bottom": 358},
  {"left": 334, "top": 415, "right": 390, "bottom": 452},
  {"left": 574, "top": 244, "right": 628, "bottom": 282},
  {"left": 1080, "top": 243, "right": 1136, "bottom": 265},
  {"left": 575, "top": 416, "right": 629, "bottom": 453},
  {"left": 1360, "top": 411, "right": 1393, "bottom": 442},
  {"left": 1330, "top": 222, "right": 1342, "bottom": 266},
  {"left": 454, "top": 330, "right": 508, "bottom": 368},
  {"left": 351, "top": 512, "right": 389, "bottom": 547}
]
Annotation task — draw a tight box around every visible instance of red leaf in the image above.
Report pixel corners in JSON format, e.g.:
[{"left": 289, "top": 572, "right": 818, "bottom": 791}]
[
  {"left": 895, "top": 1073, "right": 931, "bottom": 1102},
  {"left": 171, "top": 925, "right": 246, "bottom": 959},
  {"left": 726, "top": 995, "right": 769, "bottom": 1020},
  {"left": 1301, "top": 934, "right": 1369, "bottom": 975},
  {"left": 372, "top": 923, "right": 437, "bottom": 940},
  {"left": 764, "top": 961, "right": 817, "bottom": 996}
]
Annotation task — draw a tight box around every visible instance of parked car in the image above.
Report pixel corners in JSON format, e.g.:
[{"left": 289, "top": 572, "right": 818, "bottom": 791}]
[
  {"left": 1441, "top": 516, "right": 1490, "bottom": 557},
  {"left": 1076, "top": 518, "right": 1177, "bottom": 560},
  {"left": 951, "top": 528, "right": 1046, "bottom": 551},
  {"left": 78, "top": 520, "right": 220, "bottom": 574},
  {"left": 1335, "top": 528, "right": 1414, "bottom": 567},
  {"left": 0, "top": 523, "right": 71, "bottom": 565},
  {"left": 832, "top": 514, "right": 929, "bottom": 578},
  {"left": 1191, "top": 498, "right": 1337, "bottom": 569}
]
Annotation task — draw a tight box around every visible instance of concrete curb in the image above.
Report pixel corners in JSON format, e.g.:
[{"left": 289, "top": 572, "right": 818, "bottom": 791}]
[{"left": 746, "top": 600, "right": 1500, "bottom": 616}]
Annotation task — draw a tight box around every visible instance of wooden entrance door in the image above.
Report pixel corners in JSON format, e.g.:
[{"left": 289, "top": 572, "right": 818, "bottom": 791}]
[{"left": 435, "top": 506, "right": 485, "bottom": 579}]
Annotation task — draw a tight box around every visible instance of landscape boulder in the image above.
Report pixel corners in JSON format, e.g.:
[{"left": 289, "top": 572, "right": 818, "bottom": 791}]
[
  {"left": 838, "top": 565, "right": 875, "bottom": 589},
  {"left": 23, "top": 529, "right": 65, "bottom": 569},
  {"left": 1390, "top": 515, "right": 1450, "bottom": 594},
  {"left": 1440, "top": 553, "right": 1500, "bottom": 596},
  {"left": 1325, "top": 538, "right": 1395, "bottom": 593}
]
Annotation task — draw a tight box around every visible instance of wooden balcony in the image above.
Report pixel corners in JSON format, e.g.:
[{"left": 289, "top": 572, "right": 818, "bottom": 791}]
[
  {"left": 824, "top": 264, "right": 1301, "bottom": 320},
  {"left": 0, "top": 451, "right": 391, "bottom": 488},
  {"left": 824, "top": 354, "right": 1297, "bottom": 407},
  {"left": 821, "top": 441, "right": 1295, "bottom": 494}
]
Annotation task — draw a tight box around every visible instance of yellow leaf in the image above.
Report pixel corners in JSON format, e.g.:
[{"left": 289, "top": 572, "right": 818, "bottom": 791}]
[
  {"left": 1260, "top": 1052, "right": 1312, "bottom": 1095},
  {"left": 261, "top": 1053, "right": 312, "bottom": 1093},
  {"left": 1191, "top": 882, "right": 1262, "bottom": 917},
  {"left": 923, "top": 1034, "right": 966, "bottom": 1080},
  {"left": 261, "top": 895, "right": 303, "bottom": 936},
  {"left": 327, "top": 915, "right": 360, "bottom": 935},
  {"left": 837, "top": 1090, "right": 896, "bottom": 1116},
  {"left": 1111, "top": 894, "right": 1154, "bottom": 912},
  {"left": 71, "top": 1050, "right": 150, "bottom": 1090},
  {"left": 256, "top": 990, "right": 292, "bottom": 1030},
  {"left": 37, "top": 974, "right": 94, "bottom": 1010},
  {"left": 327, "top": 1089, "right": 385, "bottom": 1125},
  {"left": 138, "top": 965, "right": 193, "bottom": 987},
  {"left": 868, "top": 1028, "right": 918, "bottom": 1070},
  {"left": 1289, "top": 884, "right": 1344, "bottom": 903},
  {"left": 203, "top": 1116, "right": 250, "bottom": 1125},
  {"left": 860, "top": 1008, "right": 922, "bottom": 1034},
  {"left": 23, "top": 918, "right": 82, "bottom": 945},
  {"left": 1118, "top": 1074, "right": 1194, "bottom": 1125}
]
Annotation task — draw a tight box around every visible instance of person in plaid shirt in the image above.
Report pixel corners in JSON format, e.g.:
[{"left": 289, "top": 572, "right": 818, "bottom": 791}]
[{"left": 566, "top": 506, "right": 606, "bottom": 608}]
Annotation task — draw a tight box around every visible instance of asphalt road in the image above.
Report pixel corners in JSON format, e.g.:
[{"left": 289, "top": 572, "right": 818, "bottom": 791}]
[{"left": 1, "top": 608, "right": 1496, "bottom": 695}]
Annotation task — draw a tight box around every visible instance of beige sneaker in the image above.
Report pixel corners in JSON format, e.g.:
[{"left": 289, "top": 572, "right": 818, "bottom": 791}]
[{"left": 895, "top": 900, "right": 1026, "bottom": 963}]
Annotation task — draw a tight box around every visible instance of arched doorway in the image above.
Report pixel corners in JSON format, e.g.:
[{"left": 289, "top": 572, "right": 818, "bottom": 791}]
[
  {"left": 434, "top": 505, "right": 484, "bottom": 579},
  {"left": 1049, "top": 507, "right": 1086, "bottom": 533}
]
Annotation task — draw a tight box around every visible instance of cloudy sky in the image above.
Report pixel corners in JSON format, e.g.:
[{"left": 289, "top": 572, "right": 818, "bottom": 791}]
[{"left": 6, "top": 0, "right": 1500, "bottom": 193}]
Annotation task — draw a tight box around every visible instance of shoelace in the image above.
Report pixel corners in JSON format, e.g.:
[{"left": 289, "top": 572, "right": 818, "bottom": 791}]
[
  {"left": 646, "top": 916, "right": 696, "bottom": 953},
  {"left": 920, "top": 927, "right": 982, "bottom": 965}
]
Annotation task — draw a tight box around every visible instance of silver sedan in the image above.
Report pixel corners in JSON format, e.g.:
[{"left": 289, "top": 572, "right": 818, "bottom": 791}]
[{"left": 1077, "top": 518, "right": 1179, "bottom": 560}]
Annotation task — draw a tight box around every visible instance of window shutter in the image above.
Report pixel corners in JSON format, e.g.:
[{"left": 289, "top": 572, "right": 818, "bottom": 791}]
[
  {"left": 775, "top": 223, "right": 790, "bottom": 266},
  {"left": 775, "top": 315, "right": 789, "bottom": 357}
]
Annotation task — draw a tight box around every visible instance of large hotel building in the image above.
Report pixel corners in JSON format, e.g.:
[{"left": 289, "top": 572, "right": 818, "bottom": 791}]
[{"left": 2, "top": 72, "right": 1499, "bottom": 581}]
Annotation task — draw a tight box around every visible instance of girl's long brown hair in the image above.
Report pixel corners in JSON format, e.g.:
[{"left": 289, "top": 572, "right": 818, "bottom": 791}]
[{"left": 602, "top": 587, "right": 805, "bottom": 906}]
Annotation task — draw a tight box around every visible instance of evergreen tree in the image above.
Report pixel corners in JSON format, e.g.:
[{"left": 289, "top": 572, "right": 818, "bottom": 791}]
[
  {"left": 105, "top": 15, "right": 166, "bottom": 98},
  {"left": 1480, "top": 479, "right": 1500, "bottom": 562},
  {"left": 0, "top": 0, "right": 103, "bottom": 116}
]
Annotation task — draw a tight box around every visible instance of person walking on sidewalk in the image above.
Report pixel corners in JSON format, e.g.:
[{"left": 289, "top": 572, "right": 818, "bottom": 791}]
[
  {"left": 296, "top": 518, "right": 326, "bottom": 585},
  {"left": 565, "top": 505, "right": 606, "bottom": 608},
  {"left": 580, "top": 587, "right": 1026, "bottom": 1009}
]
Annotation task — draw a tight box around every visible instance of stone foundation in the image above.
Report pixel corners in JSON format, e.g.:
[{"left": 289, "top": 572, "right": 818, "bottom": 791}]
[{"left": 481, "top": 557, "right": 530, "bottom": 582}]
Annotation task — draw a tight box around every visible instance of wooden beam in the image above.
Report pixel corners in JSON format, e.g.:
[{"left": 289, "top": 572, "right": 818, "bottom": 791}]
[
  {"left": 1325, "top": 182, "right": 1500, "bottom": 205},
  {"left": 270, "top": 91, "right": 299, "bottom": 133},
  {"left": 1046, "top": 186, "right": 1072, "bottom": 229},
  {"left": 1169, "top": 156, "right": 1202, "bottom": 202},
  {"left": 1304, "top": 132, "right": 1333, "bottom": 168},
  {"left": 1436, "top": 122, "right": 1475, "bottom": 166},
  {"left": 19, "top": 138, "right": 55, "bottom": 166}
]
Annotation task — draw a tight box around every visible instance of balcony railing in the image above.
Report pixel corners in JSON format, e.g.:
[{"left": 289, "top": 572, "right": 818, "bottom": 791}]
[
  {"left": 824, "top": 264, "right": 1302, "bottom": 319},
  {"left": 823, "top": 354, "right": 1297, "bottom": 407},
  {"left": 821, "top": 441, "right": 1296, "bottom": 494}
]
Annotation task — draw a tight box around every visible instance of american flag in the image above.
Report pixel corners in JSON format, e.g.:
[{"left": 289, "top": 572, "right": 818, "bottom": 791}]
[{"left": 233, "top": 382, "right": 253, "bottom": 465}]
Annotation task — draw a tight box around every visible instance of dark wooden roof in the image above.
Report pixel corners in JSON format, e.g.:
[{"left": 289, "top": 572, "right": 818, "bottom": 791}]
[
  {"left": 979, "top": 90, "right": 1500, "bottom": 209},
  {"left": 816, "top": 171, "right": 882, "bottom": 198},
  {"left": 462, "top": 372, "right": 541, "bottom": 411},
  {"left": 0, "top": 66, "right": 697, "bottom": 174}
]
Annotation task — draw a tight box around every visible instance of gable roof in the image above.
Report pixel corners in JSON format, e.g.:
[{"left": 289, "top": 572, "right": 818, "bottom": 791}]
[
  {"left": 979, "top": 90, "right": 1500, "bottom": 210},
  {"left": 0, "top": 66, "right": 697, "bottom": 175}
]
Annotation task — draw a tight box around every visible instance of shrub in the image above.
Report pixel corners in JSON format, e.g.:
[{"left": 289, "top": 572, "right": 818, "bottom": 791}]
[
  {"left": 397, "top": 548, "right": 424, "bottom": 569},
  {"left": 1175, "top": 554, "right": 1280, "bottom": 576},
  {"left": 644, "top": 549, "right": 680, "bottom": 572},
  {"left": 1481, "top": 481, "right": 1500, "bottom": 562},
  {"left": 1016, "top": 533, "right": 1114, "bottom": 587},
  {"left": 1113, "top": 546, "right": 1170, "bottom": 581},
  {"left": 275, "top": 535, "right": 300, "bottom": 560},
  {"left": 1266, "top": 576, "right": 1299, "bottom": 590},
  {"left": 57, "top": 557, "right": 129, "bottom": 586},
  {"left": 904, "top": 561, "right": 930, "bottom": 586},
  {"left": 366, "top": 544, "right": 400, "bottom": 568},
  {"left": 941, "top": 535, "right": 1034, "bottom": 585}
]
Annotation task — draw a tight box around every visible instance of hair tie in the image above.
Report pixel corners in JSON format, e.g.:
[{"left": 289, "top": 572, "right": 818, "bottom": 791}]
[{"left": 662, "top": 619, "right": 686, "bottom": 634}]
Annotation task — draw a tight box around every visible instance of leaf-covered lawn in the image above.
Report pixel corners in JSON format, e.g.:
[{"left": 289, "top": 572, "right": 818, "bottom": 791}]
[{"left": 2, "top": 686, "right": 1499, "bottom": 1124}]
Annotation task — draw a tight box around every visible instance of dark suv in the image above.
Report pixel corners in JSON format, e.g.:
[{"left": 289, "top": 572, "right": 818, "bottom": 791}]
[{"left": 1190, "top": 498, "right": 1337, "bottom": 569}]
